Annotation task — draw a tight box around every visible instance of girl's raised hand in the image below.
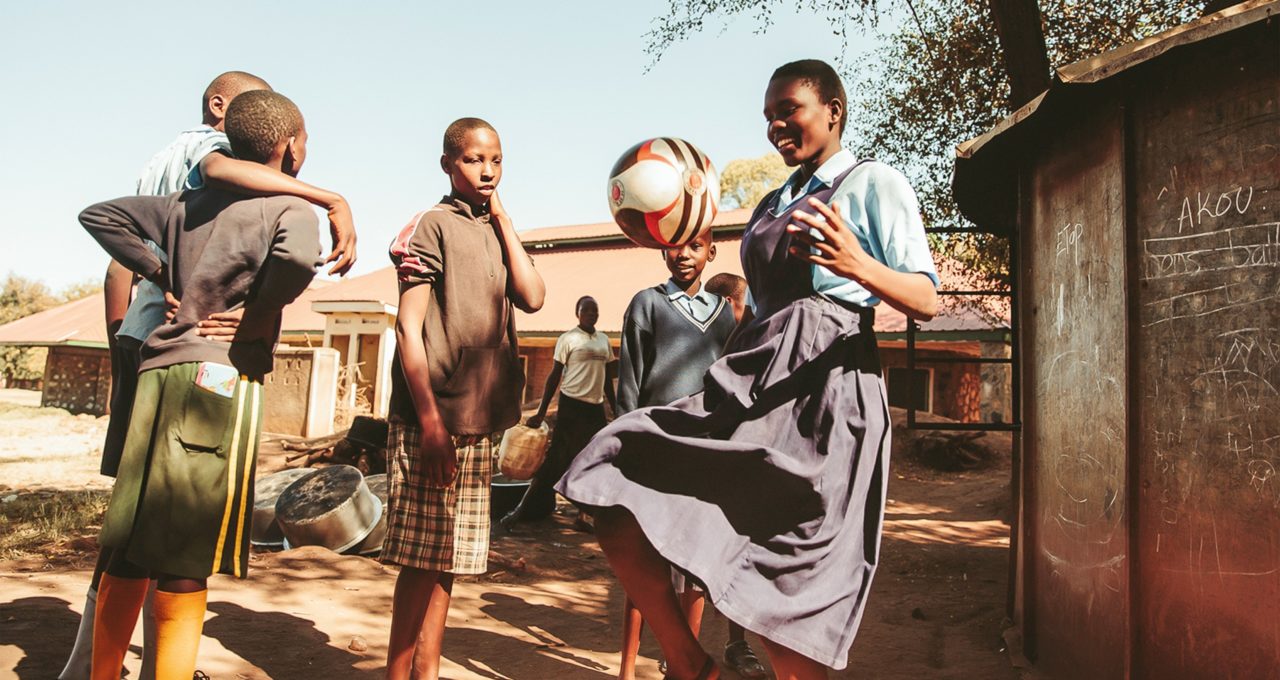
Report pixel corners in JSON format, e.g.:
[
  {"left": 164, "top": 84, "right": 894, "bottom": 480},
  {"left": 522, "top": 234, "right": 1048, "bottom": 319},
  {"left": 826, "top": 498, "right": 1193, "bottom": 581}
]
[{"left": 786, "top": 197, "right": 869, "bottom": 282}]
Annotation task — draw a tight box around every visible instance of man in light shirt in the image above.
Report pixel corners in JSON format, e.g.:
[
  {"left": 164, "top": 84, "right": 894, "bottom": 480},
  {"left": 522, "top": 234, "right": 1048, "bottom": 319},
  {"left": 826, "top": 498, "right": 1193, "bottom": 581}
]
[{"left": 503, "top": 296, "right": 616, "bottom": 530}]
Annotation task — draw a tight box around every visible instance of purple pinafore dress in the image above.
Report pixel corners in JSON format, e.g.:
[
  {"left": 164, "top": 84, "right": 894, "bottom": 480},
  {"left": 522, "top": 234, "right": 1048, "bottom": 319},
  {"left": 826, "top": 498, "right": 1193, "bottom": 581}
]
[{"left": 556, "top": 163, "right": 890, "bottom": 670}]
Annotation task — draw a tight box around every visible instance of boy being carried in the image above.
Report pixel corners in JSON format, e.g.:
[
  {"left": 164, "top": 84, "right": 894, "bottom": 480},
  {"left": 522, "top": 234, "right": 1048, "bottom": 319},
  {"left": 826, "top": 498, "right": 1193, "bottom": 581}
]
[
  {"left": 62, "top": 70, "right": 357, "bottom": 680},
  {"left": 79, "top": 90, "right": 324, "bottom": 680}
]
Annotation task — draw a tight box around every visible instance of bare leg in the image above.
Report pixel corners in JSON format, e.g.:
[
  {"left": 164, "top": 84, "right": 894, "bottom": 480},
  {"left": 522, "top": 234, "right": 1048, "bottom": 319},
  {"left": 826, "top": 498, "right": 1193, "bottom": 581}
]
[
  {"left": 760, "top": 637, "right": 828, "bottom": 680},
  {"left": 679, "top": 590, "right": 705, "bottom": 639},
  {"left": 410, "top": 573, "right": 453, "bottom": 680},
  {"left": 618, "top": 597, "right": 643, "bottom": 680},
  {"left": 595, "top": 507, "right": 713, "bottom": 679},
  {"left": 728, "top": 621, "right": 745, "bottom": 644},
  {"left": 386, "top": 566, "right": 453, "bottom": 680}
]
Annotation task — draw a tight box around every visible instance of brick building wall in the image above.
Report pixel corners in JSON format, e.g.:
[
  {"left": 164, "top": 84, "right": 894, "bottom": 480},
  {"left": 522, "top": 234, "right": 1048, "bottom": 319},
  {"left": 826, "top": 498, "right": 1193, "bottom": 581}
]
[
  {"left": 864, "top": 346, "right": 986, "bottom": 423},
  {"left": 41, "top": 345, "right": 111, "bottom": 415}
]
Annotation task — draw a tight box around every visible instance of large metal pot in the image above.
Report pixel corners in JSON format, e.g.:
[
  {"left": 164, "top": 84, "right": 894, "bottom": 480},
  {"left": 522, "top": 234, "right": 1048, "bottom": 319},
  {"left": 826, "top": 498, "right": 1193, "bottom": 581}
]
[
  {"left": 251, "top": 468, "right": 317, "bottom": 547},
  {"left": 348, "top": 473, "right": 389, "bottom": 556},
  {"left": 276, "top": 465, "right": 381, "bottom": 553}
]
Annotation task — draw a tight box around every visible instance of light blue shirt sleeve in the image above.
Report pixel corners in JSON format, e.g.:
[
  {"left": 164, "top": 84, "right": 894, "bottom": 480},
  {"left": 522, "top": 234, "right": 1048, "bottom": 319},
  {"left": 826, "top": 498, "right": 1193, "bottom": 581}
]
[
  {"left": 816, "top": 161, "right": 939, "bottom": 306},
  {"left": 184, "top": 133, "right": 232, "bottom": 190}
]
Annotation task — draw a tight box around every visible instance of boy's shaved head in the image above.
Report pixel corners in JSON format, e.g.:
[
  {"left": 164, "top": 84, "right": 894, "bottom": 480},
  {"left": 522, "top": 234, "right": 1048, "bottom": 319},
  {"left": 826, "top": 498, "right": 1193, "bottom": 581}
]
[
  {"left": 443, "top": 117, "right": 497, "bottom": 157},
  {"left": 225, "top": 90, "right": 304, "bottom": 163},
  {"left": 705, "top": 272, "right": 747, "bottom": 301},
  {"left": 202, "top": 71, "right": 271, "bottom": 118}
]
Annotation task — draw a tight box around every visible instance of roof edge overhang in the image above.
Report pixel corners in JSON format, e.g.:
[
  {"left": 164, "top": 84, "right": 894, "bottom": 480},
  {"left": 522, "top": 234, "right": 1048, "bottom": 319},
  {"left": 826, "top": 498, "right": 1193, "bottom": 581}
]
[
  {"left": 952, "top": 0, "right": 1278, "bottom": 229},
  {"left": 0, "top": 340, "right": 108, "bottom": 349}
]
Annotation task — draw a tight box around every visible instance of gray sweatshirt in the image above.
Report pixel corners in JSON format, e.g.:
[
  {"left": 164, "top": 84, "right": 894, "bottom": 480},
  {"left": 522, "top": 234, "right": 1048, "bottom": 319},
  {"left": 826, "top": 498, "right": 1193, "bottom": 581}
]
[
  {"left": 80, "top": 189, "right": 322, "bottom": 379},
  {"left": 617, "top": 284, "right": 736, "bottom": 414}
]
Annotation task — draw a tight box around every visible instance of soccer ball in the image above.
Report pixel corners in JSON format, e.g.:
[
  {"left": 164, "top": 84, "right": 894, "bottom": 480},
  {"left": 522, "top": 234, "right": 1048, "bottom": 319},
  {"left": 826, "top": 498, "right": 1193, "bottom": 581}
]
[{"left": 607, "top": 137, "right": 720, "bottom": 249}]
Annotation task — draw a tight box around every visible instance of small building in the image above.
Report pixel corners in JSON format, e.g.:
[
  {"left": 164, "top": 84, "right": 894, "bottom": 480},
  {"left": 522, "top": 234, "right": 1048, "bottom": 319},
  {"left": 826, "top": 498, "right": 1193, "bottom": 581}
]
[
  {"left": 0, "top": 203, "right": 1010, "bottom": 431},
  {"left": 0, "top": 282, "right": 340, "bottom": 438},
  {"left": 952, "top": 3, "right": 1279, "bottom": 678},
  {"left": 305, "top": 208, "right": 1011, "bottom": 423}
]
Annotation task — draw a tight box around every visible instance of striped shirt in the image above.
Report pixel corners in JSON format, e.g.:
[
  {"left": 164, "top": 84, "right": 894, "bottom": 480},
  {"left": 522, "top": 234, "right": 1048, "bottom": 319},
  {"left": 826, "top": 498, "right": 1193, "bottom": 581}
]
[{"left": 116, "top": 126, "right": 232, "bottom": 341}]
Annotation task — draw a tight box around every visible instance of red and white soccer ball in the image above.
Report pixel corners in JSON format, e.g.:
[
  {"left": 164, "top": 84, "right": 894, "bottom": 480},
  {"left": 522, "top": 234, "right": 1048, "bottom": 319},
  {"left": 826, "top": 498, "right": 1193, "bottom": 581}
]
[{"left": 607, "top": 137, "right": 721, "bottom": 249}]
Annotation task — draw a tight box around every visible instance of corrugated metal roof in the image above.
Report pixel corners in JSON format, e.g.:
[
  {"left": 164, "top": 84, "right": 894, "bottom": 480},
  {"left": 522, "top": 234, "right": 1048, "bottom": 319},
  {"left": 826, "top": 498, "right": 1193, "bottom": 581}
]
[
  {"left": 0, "top": 293, "right": 109, "bottom": 347},
  {"left": 309, "top": 221, "right": 1007, "bottom": 335}
]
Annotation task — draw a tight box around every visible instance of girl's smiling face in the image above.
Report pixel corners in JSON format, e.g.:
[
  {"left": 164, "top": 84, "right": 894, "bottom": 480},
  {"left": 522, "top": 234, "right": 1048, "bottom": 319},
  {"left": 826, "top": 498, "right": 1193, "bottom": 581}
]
[{"left": 763, "top": 77, "right": 844, "bottom": 170}]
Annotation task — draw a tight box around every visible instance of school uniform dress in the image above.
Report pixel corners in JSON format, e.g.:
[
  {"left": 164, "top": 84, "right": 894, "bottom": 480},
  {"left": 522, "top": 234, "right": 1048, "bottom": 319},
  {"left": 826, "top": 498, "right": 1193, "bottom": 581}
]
[
  {"left": 101, "top": 126, "right": 232, "bottom": 478},
  {"left": 556, "top": 151, "right": 938, "bottom": 669},
  {"left": 384, "top": 197, "right": 525, "bottom": 574},
  {"left": 81, "top": 190, "right": 322, "bottom": 579},
  {"left": 520, "top": 326, "right": 615, "bottom": 520}
]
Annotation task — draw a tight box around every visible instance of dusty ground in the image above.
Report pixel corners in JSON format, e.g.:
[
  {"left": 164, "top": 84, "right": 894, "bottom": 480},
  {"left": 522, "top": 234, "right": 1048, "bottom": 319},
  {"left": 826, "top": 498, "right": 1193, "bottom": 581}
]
[{"left": 0, "top": 392, "right": 1022, "bottom": 679}]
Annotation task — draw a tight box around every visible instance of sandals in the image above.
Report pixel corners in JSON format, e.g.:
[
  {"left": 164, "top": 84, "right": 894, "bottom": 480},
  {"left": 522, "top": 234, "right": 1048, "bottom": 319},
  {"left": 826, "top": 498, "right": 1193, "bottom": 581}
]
[{"left": 724, "top": 639, "right": 768, "bottom": 679}]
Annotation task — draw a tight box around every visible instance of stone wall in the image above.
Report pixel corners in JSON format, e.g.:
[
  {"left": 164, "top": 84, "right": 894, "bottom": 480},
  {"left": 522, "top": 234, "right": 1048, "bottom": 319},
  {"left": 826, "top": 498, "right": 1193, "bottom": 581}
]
[
  {"left": 262, "top": 346, "right": 340, "bottom": 437},
  {"left": 41, "top": 345, "right": 111, "bottom": 415},
  {"left": 878, "top": 346, "right": 989, "bottom": 423}
]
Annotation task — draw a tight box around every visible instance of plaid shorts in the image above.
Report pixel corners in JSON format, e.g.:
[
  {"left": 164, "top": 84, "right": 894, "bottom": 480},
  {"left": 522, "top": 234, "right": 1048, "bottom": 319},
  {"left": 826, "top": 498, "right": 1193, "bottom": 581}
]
[{"left": 381, "top": 420, "right": 497, "bottom": 574}]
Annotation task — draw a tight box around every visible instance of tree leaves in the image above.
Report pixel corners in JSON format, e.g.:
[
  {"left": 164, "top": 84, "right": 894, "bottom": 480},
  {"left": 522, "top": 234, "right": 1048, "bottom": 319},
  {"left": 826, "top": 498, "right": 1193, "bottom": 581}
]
[
  {"left": 648, "top": 0, "right": 1201, "bottom": 286},
  {"left": 719, "top": 152, "right": 792, "bottom": 210}
]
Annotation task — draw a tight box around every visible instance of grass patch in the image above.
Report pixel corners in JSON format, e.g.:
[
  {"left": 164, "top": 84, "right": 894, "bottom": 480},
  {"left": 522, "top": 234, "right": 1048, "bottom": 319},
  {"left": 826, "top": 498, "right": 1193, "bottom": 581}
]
[
  {"left": 0, "top": 401, "right": 71, "bottom": 419},
  {"left": 0, "top": 489, "right": 108, "bottom": 560}
]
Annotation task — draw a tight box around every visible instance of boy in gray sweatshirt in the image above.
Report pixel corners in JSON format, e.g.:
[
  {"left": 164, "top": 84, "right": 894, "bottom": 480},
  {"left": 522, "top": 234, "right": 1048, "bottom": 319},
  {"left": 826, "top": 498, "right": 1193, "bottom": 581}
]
[{"left": 77, "top": 90, "right": 322, "bottom": 680}]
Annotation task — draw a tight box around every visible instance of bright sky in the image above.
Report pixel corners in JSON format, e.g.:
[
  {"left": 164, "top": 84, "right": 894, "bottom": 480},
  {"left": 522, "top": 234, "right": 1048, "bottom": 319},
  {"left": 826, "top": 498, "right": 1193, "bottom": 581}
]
[{"left": 0, "top": 1, "right": 888, "bottom": 290}]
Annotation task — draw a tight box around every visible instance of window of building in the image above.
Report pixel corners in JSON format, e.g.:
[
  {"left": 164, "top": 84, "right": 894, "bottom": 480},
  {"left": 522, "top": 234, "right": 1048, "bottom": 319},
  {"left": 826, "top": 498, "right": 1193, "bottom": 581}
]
[{"left": 886, "top": 367, "right": 933, "bottom": 413}]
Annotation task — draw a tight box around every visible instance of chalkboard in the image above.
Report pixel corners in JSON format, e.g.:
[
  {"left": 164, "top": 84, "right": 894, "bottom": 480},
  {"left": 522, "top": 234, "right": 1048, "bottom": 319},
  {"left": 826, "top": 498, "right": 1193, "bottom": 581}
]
[
  {"left": 1023, "top": 99, "right": 1129, "bottom": 678},
  {"left": 1132, "top": 24, "right": 1280, "bottom": 680}
]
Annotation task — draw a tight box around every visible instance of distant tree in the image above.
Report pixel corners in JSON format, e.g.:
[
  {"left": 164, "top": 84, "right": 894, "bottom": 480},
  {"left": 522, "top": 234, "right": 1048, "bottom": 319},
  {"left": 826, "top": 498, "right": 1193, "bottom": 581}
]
[
  {"left": 719, "top": 153, "right": 792, "bottom": 210},
  {"left": 648, "top": 0, "right": 1201, "bottom": 287},
  {"left": 59, "top": 279, "right": 102, "bottom": 303},
  {"left": 0, "top": 275, "right": 59, "bottom": 383},
  {"left": 0, "top": 275, "right": 102, "bottom": 384}
]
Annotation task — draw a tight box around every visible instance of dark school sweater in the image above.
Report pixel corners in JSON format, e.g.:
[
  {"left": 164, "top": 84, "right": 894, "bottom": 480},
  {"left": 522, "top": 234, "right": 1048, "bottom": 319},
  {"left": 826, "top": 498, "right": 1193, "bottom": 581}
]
[
  {"left": 80, "top": 189, "right": 322, "bottom": 379},
  {"left": 386, "top": 196, "right": 525, "bottom": 435},
  {"left": 616, "top": 284, "right": 737, "bottom": 414}
]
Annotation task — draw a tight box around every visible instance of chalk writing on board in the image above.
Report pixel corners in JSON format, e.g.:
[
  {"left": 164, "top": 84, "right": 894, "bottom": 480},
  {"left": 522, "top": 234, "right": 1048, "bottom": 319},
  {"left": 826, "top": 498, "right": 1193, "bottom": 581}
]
[
  {"left": 1056, "top": 222, "right": 1083, "bottom": 264},
  {"left": 1141, "top": 222, "right": 1280, "bottom": 327},
  {"left": 1176, "top": 185, "right": 1255, "bottom": 233}
]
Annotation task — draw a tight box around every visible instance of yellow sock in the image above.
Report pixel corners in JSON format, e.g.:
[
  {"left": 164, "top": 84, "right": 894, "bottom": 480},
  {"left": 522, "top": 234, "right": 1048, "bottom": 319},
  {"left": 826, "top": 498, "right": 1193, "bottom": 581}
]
[
  {"left": 91, "top": 574, "right": 149, "bottom": 680},
  {"left": 151, "top": 589, "right": 207, "bottom": 680}
]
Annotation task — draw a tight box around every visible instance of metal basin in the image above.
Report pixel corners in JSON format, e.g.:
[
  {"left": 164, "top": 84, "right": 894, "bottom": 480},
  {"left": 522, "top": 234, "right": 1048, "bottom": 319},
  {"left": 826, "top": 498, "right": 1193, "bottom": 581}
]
[
  {"left": 251, "top": 468, "right": 317, "bottom": 547},
  {"left": 348, "top": 473, "right": 389, "bottom": 556},
  {"left": 491, "top": 473, "right": 530, "bottom": 520},
  {"left": 276, "top": 465, "right": 380, "bottom": 553}
]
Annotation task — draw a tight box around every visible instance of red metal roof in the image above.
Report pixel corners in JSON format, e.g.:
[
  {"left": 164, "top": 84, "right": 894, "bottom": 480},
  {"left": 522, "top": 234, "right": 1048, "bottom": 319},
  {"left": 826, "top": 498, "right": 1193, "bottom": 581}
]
[
  {"left": 0, "top": 293, "right": 109, "bottom": 347},
  {"left": 309, "top": 220, "right": 1009, "bottom": 335}
]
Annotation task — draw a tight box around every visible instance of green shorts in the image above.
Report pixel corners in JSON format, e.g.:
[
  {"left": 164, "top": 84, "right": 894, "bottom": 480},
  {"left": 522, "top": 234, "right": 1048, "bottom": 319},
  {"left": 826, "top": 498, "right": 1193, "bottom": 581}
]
[{"left": 100, "top": 361, "right": 264, "bottom": 579}]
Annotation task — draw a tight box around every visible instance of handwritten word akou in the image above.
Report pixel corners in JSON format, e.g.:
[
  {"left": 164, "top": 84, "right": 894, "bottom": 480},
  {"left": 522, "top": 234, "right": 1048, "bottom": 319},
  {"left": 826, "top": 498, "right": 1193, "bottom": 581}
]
[{"left": 1178, "top": 186, "right": 1254, "bottom": 233}]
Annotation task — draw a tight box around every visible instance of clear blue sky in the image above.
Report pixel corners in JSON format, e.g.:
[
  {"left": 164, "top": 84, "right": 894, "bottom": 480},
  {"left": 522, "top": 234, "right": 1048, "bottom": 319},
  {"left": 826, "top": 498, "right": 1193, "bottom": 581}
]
[{"left": 0, "top": 1, "right": 887, "bottom": 290}]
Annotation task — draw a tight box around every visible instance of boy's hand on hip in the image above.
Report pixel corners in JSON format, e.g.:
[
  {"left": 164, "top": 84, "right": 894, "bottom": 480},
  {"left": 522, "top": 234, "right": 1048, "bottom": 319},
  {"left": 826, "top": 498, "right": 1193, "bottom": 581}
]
[
  {"left": 163, "top": 291, "right": 181, "bottom": 322},
  {"left": 418, "top": 419, "right": 458, "bottom": 487},
  {"left": 324, "top": 200, "right": 358, "bottom": 276},
  {"left": 196, "top": 309, "right": 245, "bottom": 342}
]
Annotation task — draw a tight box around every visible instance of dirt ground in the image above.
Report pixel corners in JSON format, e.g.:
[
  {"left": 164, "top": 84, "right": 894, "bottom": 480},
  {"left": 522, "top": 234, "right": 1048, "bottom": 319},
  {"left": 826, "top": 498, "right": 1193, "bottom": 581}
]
[{"left": 0, "top": 392, "right": 1024, "bottom": 679}]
